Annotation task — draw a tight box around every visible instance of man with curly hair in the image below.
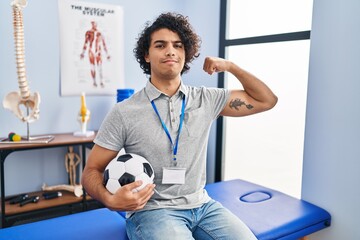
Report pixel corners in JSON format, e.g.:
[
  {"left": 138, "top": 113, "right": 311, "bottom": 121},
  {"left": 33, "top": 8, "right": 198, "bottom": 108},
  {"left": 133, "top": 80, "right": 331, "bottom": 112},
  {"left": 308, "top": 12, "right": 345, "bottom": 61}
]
[{"left": 82, "top": 12, "right": 277, "bottom": 239}]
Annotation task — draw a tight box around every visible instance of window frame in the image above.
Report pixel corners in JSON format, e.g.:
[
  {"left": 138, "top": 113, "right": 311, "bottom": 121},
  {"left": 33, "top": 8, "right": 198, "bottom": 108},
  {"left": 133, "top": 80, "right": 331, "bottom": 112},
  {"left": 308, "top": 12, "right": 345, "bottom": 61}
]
[{"left": 215, "top": 0, "right": 311, "bottom": 182}]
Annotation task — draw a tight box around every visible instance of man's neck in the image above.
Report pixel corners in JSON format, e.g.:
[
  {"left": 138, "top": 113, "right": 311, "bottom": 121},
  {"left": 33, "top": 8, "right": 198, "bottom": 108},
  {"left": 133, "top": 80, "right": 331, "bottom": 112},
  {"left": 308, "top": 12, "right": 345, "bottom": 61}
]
[{"left": 150, "top": 77, "right": 181, "bottom": 96}]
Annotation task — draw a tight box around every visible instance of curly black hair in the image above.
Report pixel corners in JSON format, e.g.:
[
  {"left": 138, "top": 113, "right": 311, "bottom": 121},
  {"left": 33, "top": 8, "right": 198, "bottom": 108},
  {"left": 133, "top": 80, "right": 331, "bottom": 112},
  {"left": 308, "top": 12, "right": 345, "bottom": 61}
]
[{"left": 134, "top": 12, "right": 201, "bottom": 75}]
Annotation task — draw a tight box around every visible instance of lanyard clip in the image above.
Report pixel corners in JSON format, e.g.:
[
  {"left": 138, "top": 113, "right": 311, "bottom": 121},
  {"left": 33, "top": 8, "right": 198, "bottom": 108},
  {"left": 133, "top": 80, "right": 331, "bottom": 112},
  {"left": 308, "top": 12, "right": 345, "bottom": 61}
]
[{"left": 173, "top": 154, "right": 177, "bottom": 166}]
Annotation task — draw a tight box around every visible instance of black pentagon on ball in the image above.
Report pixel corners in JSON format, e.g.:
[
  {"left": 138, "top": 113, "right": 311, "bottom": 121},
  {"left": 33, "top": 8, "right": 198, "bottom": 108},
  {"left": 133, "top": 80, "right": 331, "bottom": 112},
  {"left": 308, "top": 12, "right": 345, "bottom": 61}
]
[
  {"left": 119, "top": 172, "right": 136, "bottom": 186},
  {"left": 103, "top": 169, "right": 110, "bottom": 186},
  {"left": 143, "top": 163, "right": 153, "bottom": 178},
  {"left": 117, "top": 153, "right": 133, "bottom": 162}
]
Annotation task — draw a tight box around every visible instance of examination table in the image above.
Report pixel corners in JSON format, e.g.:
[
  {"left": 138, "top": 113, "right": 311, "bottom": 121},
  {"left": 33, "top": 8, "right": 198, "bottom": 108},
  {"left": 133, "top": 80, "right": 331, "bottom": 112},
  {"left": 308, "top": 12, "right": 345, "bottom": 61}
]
[{"left": 0, "top": 179, "right": 331, "bottom": 240}]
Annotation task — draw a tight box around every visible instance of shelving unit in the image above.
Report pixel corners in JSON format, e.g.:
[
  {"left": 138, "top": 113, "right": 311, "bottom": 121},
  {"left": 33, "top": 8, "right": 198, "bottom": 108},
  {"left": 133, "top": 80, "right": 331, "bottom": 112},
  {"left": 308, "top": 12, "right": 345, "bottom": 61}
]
[{"left": 0, "top": 133, "right": 102, "bottom": 228}]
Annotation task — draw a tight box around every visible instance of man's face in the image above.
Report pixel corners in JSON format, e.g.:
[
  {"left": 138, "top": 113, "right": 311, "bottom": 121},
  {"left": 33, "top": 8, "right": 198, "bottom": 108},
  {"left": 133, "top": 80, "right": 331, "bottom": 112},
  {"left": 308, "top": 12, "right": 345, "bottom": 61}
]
[{"left": 145, "top": 28, "right": 185, "bottom": 80}]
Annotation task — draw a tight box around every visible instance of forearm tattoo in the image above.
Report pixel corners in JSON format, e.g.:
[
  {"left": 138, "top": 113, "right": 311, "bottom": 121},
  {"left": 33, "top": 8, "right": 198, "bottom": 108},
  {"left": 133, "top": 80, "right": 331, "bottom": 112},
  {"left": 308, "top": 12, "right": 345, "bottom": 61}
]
[{"left": 229, "top": 98, "right": 254, "bottom": 110}]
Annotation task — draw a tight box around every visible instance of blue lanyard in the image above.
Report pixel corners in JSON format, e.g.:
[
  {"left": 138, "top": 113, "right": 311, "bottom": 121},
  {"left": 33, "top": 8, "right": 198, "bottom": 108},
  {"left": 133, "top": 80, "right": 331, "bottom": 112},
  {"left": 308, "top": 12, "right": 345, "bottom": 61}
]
[{"left": 151, "top": 96, "right": 185, "bottom": 163}]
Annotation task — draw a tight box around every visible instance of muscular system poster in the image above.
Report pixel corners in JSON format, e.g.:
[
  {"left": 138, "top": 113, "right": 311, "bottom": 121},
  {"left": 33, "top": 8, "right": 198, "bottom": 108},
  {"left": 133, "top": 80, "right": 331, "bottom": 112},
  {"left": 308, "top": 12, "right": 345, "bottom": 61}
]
[{"left": 58, "top": 0, "right": 124, "bottom": 96}]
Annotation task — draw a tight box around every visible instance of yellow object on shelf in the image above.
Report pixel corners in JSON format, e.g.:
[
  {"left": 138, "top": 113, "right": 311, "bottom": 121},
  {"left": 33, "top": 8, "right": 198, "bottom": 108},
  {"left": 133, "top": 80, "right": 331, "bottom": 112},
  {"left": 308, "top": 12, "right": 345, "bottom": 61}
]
[{"left": 12, "top": 134, "right": 22, "bottom": 141}]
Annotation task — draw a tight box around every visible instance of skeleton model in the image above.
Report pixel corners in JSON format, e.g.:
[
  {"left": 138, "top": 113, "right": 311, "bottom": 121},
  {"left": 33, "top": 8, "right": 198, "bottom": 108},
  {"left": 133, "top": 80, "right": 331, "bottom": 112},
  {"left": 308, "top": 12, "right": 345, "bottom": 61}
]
[
  {"left": 3, "top": 0, "right": 40, "bottom": 123},
  {"left": 2, "top": 0, "right": 53, "bottom": 143}
]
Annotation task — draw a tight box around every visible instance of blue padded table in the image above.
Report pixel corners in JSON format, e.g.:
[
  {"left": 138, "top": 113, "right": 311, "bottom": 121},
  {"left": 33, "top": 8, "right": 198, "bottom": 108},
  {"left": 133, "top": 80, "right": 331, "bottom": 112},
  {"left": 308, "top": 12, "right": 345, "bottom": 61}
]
[
  {"left": 0, "top": 179, "right": 331, "bottom": 240},
  {"left": 205, "top": 179, "right": 331, "bottom": 240},
  {"left": 0, "top": 208, "right": 128, "bottom": 240}
]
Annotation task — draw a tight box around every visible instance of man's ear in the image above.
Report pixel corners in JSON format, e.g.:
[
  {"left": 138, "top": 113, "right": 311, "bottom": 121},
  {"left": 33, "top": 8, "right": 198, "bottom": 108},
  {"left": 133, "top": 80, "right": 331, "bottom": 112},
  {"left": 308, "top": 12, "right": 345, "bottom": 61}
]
[{"left": 144, "top": 54, "right": 150, "bottom": 63}]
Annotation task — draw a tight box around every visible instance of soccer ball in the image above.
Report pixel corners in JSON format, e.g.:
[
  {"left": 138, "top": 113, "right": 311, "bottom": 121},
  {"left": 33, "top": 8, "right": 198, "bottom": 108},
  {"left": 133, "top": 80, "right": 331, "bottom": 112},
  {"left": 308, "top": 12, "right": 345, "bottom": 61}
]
[{"left": 103, "top": 153, "right": 154, "bottom": 194}]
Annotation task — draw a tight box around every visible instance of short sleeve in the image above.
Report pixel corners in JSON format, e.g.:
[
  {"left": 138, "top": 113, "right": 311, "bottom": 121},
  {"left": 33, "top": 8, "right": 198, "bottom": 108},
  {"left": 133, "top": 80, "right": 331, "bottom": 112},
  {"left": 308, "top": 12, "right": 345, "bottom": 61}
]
[
  {"left": 94, "top": 105, "right": 126, "bottom": 152},
  {"left": 201, "top": 87, "right": 231, "bottom": 119}
]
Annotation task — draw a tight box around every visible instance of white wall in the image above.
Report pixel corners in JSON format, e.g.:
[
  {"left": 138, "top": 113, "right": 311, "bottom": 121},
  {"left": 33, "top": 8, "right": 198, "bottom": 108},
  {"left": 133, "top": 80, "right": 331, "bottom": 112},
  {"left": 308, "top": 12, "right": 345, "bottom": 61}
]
[
  {"left": 302, "top": 0, "right": 360, "bottom": 239},
  {"left": 0, "top": 0, "right": 220, "bottom": 195}
]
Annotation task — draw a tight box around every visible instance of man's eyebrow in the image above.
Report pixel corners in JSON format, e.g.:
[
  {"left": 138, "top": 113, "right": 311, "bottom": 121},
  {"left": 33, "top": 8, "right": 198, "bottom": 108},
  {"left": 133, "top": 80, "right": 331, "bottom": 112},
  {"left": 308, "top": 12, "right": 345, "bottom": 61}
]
[
  {"left": 152, "top": 40, "right": 182, "bottom": 44},
  {"left": 153, "top": 40, "right": 165, "bottom": 44}
]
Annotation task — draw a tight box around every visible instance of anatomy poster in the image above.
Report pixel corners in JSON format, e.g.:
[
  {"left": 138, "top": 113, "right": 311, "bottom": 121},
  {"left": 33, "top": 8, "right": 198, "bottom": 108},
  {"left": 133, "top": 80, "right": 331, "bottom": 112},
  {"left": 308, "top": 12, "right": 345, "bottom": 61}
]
[{"left": 58, "top": 0, "right": 124, "bottom": 96}]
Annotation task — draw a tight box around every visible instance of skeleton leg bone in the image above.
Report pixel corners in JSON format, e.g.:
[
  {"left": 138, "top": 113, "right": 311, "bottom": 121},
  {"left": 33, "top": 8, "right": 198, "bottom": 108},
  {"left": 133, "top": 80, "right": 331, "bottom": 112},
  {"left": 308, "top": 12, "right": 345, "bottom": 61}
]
[{"left": 42, "top": 183, "right": 83, "bottom": 198}]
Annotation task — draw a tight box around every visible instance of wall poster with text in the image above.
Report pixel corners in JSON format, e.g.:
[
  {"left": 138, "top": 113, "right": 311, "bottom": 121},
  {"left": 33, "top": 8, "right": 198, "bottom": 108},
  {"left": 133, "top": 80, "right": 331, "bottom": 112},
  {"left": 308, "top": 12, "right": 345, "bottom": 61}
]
[{"left": 58, "top": 0, "right": 124, "bottom": 96}]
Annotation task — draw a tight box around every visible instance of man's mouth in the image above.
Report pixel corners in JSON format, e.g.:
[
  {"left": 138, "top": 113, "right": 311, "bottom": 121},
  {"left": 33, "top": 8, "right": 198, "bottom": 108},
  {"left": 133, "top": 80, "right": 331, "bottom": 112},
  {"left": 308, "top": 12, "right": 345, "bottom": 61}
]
[{"left": 162, "top": 59, "right": 178, "bottom": 63}]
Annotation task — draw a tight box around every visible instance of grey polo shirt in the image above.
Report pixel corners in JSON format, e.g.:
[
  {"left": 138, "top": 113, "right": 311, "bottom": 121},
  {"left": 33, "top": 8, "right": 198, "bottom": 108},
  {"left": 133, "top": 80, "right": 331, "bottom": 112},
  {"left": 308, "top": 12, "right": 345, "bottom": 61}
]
[{"left": 95, "top": 80, "right": 230, "bottom": 212}]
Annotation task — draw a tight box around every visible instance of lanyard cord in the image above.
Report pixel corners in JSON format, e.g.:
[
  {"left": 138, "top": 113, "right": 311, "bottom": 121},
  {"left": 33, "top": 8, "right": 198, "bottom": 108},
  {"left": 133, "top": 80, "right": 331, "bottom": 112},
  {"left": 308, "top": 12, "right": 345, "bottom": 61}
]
[{"left": 151, "top": 96, "right": 185, "bottom": 162}]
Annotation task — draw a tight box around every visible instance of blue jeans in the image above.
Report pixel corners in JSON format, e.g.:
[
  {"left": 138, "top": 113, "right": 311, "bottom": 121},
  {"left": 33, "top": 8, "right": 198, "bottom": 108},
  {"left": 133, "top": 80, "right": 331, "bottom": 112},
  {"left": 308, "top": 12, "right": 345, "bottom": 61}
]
[{"left": 126, "top": 200, "right": 257, "bottom": 240}]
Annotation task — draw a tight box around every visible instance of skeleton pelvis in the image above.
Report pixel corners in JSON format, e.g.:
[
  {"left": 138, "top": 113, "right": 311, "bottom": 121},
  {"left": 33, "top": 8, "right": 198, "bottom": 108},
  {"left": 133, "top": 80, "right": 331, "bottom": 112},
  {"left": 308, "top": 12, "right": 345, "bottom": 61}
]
[{"left": 3, "top": 91, "right": 41, "bottom": 123}]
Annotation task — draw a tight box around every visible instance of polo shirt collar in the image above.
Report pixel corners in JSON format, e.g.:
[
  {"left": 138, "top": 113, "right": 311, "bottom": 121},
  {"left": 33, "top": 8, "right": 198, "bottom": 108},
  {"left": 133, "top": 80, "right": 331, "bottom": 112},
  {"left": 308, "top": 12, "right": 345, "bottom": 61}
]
[{"left": 145, "top": 80, "right": 187, "bottom": 101}]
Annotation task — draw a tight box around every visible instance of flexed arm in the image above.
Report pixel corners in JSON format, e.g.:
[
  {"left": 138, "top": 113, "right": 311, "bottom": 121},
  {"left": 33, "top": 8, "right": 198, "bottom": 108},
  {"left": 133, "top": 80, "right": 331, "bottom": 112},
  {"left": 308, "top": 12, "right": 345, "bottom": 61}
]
[{"left": 203, "top": 57, "right": 278, "bottom": 117}]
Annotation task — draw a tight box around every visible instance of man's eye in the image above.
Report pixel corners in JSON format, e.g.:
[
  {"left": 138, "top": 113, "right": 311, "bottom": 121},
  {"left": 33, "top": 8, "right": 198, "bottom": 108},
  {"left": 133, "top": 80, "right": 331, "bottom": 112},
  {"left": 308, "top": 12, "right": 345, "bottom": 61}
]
[
  {"left": 155, "top": 44, "right": 164, "bottom": 48},
  {"left": 175, "top": 44, "right": 183, "bottom": 48}
]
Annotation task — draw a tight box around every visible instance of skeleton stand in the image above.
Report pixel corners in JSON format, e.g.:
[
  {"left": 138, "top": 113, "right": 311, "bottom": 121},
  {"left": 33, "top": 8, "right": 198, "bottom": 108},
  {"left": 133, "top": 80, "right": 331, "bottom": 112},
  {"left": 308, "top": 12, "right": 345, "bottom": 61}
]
[
  {"left": 23, "top": 104, "right": 54, "bottom": 143},
  {"left": 0, "top": 104, "right": 54, "bottom": 144}
]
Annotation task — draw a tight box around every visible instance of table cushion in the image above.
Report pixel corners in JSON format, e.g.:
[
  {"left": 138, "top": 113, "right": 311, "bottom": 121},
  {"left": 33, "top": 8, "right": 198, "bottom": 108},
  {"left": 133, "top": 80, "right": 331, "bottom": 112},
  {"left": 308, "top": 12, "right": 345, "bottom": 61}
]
[
  {"left": 0, "top": 208, "right": 128, "bottom": 240},
  {"left": 205, "top": 179, "right": 331, "bottom": 240}
]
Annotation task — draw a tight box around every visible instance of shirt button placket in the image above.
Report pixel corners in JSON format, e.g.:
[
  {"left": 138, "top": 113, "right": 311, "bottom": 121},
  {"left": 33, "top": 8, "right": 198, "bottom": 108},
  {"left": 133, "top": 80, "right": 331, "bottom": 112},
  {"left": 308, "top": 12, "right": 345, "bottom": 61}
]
[{"left": 169, "top": 98, "right": 175, "bottom": 128}]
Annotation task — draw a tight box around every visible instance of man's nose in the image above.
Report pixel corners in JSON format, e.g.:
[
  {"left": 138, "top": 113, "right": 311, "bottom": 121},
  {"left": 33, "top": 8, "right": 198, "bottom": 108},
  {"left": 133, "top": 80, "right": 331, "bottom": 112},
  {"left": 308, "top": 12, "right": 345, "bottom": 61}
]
[{"left": 166, "top": 47, "right": 175, "bottom": 56}]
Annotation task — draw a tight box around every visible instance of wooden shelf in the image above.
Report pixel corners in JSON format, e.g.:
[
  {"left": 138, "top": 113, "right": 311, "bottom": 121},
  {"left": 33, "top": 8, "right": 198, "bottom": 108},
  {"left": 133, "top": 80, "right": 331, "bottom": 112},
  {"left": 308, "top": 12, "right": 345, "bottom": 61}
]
[
  {"left": 0, "top": 133, "right": 96, "bottom": 150},
  {"left": 3, "top": 191, "right": 92, "bottom": 215},
  {"left": 0, "top": 132, "right": 97, "bottom": 227}
]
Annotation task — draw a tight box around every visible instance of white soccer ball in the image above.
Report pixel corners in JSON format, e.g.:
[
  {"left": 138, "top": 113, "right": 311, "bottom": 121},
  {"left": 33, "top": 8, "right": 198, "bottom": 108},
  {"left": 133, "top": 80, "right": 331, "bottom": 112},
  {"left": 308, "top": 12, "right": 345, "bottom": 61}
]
[{"left": 103, "top": 153, "right": 154, "bottom": 194}]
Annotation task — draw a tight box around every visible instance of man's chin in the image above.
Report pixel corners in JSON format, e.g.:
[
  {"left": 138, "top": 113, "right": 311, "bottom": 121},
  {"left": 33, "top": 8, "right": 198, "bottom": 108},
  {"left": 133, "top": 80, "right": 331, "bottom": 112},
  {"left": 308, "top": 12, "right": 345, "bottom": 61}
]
[{"left": 159, "top": 70, "right": 182, "bottom": 80}]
